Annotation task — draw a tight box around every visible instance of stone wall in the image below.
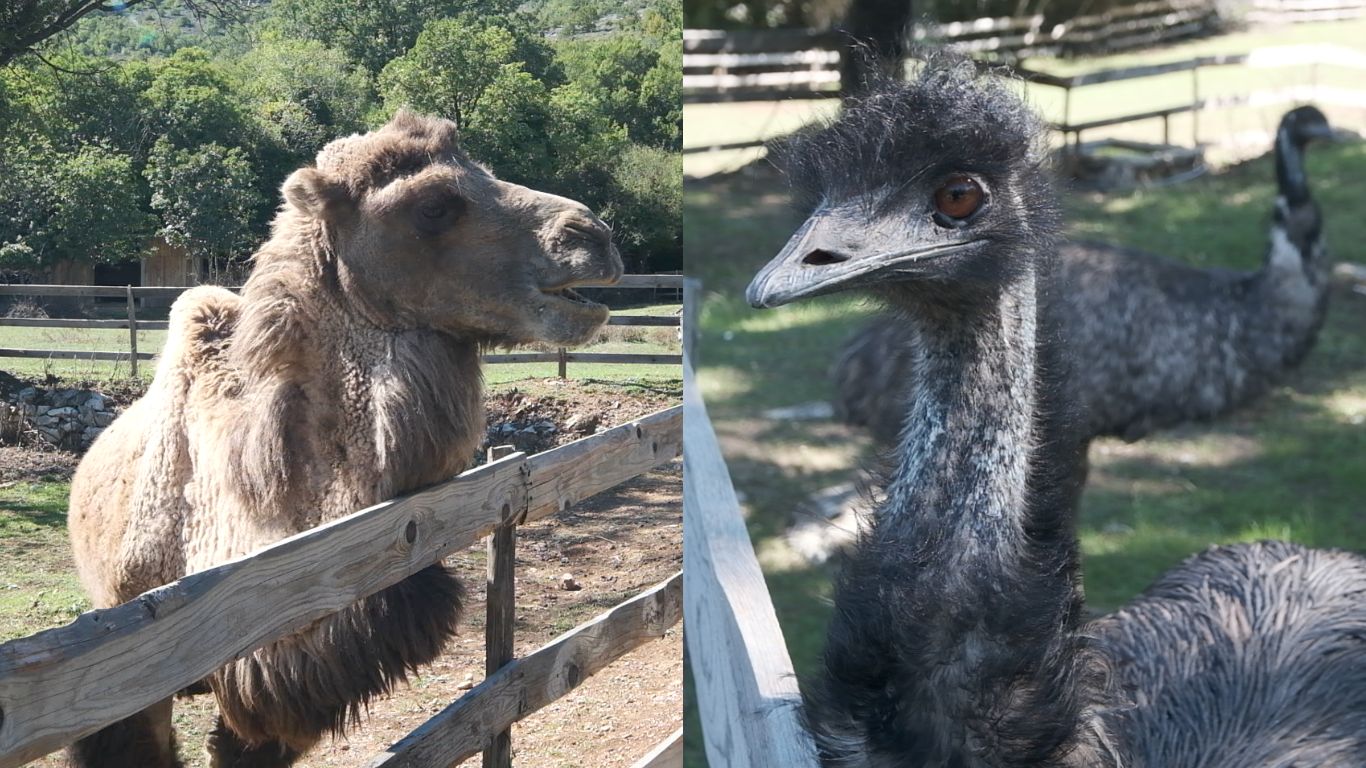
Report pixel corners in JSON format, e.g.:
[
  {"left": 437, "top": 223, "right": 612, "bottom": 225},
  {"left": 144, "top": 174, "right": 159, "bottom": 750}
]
[{"left": 1, "top": 387, "right": 117, "bottom": 451}]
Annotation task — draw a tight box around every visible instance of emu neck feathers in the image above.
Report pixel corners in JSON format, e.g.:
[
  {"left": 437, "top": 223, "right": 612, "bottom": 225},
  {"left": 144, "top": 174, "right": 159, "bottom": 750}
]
[{"left": 812, "top": 260, "right": 1097, "bottom": 767}]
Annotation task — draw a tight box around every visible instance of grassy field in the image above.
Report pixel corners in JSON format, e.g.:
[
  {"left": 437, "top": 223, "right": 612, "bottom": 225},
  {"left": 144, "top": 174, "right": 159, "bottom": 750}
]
[
  {"left": 0, "top": 303, "right": 682, "bottom": 387},
  {"left": 0, "top": 481, "right": 84, "bottom": 642},
  {"left": 683, "top": 17, "right": 1366, "bottom": 177},
  {"left": 685, "top": 116, "right": 1366, "bottom": 763}
]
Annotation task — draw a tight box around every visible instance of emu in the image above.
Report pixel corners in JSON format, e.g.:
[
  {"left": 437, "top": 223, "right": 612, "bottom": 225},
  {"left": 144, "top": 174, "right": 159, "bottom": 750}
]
[
  {"left": 832, "top": 105, "right": 1335, "bottom": 447},
  {"left": 748, "top": 62, "right": 1366, "bottom": 767}
]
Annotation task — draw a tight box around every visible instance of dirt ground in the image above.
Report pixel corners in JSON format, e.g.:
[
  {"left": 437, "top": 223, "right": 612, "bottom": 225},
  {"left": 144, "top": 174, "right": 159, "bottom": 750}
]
[{"left": 3, "top": 376, "right": 681, "bottom": 768}]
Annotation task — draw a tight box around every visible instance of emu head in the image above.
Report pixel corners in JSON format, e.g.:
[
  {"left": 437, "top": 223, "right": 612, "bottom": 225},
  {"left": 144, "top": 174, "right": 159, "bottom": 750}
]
[
  {"left": 748, "top": 60, "right": 1060, "bottom": 309},
  {"left": 280, "top": 111, "right": 622, "bottom": 346},
  {"left": 1275, "top": 105, "right": 1333, "bottom": 207}
]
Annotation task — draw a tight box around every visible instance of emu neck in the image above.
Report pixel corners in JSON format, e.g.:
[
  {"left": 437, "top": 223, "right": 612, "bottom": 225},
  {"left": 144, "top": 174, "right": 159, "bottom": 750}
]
[{"left": 812, "top": 262, "right": 1094, "bottom": 767}]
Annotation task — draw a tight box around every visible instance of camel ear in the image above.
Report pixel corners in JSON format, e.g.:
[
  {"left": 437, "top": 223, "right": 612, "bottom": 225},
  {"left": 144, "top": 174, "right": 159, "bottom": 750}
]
[{"left": 283, "top": 168, "right": 349, "bottom": 220}]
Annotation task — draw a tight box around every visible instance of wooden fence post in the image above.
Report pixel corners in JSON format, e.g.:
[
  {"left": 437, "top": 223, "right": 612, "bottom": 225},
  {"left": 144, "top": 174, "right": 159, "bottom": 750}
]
[
  {"left": 557, "top": 347, "right": 567, "bottom": 379},
  {"left": 683, "top": 278, "right": 701, "bottom": 367},
  {"left": 484, "top": 443, "right": 519, "bottom": 768},
  {"left": 125, "top": 286, "right": 138, "bottom": 379}
]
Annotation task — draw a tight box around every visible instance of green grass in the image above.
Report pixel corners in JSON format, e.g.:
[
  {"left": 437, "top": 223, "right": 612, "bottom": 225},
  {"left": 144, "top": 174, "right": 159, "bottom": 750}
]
[
  {"left": 686, "top": 112, "right": 1366, "bottom": 767},
  {"left": 0, "top": 481, "right": 87, "bottom": 642}
]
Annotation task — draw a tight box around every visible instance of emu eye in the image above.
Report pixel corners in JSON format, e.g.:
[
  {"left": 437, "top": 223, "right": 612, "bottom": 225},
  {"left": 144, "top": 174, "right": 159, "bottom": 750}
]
[
  {"left": 933, "top": 176, "right": 984, "bottom": 221},
  {"left": 419, "top": 201, "right": 448, "bottom": 220}
]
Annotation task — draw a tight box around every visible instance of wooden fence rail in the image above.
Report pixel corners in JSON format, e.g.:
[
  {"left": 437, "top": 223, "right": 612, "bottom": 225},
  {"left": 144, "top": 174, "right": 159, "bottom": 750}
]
[
  {"left": 0, "top": 404, "right": 683, "bottom": 767},
  {"left": 682, "top": 353, "right": 817, "bottom": 767},
  {"left": 0, "top": 276, "right": 684, "bottom": 378}
]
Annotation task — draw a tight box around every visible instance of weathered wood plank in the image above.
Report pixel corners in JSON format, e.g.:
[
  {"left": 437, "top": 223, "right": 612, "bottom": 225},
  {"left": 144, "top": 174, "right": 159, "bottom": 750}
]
[
  {"left": 682, "top": 360, "right": 818, "bottom": 767},
  {"left": 0, "top": 318, "right": 169, "bottom": 330},
  {"left": 368, "top": 572, "right": 683, "bottom": 768},
  {"left": 126, "top": 286, "right": 138, "bottom": 379},
  {"left": 526, "top": 406, "right": 683, "bottom": 523},
  {"left": 0, "top": 452, "right": 529, "bottom": 768},
  {"left": 481, "top": 352, "right": 562, "bottom": 364},
  {"left": 483, "top": 447, "right": 517, "bottom": 768},
  {"left": 0, "top": 276, "right": 679, "bottom": 297},
  {"left": 606, "top": 315, "right": 680, "bottom": 327},
  {"left": 0, "top": 348, "right": 155, "bottom": 361},
  {"left": 612, "top": 274, "right": 684, "bottom": 289},
  {"left": 563, "top": 353, "right": 683, "bottom": 365},
  {"left": 630, "top": 728, "right": 683, "bottom": 768}
]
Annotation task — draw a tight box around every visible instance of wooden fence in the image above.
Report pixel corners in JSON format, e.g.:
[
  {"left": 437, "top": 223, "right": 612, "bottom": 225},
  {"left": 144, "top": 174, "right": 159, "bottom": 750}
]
[
  {"left": 683, "top": 0, "right": 1227, "bottom": 104},
  {"left": 681, "top": 277, "right": 817, "bottom": 766},
  {"left": 0, "top": 404, "right": 683, "bottom": 767},
  {"left": 0, "top": 275, "right": 683, "bottom": 378},
  {"left": 1020, "top": 44, "right": 1366, "bottom": 150}
]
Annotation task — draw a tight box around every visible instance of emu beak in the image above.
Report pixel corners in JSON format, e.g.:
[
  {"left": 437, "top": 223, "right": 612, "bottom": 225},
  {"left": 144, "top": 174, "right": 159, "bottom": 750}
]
[{"left": 746, "top": 206, "right": 974, "bottom": 309}]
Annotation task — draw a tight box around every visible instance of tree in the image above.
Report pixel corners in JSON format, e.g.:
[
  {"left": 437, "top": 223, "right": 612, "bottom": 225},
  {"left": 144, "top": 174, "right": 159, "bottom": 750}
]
[
  {"left": 143, "top": 48, "right": 251, "bottom": 151},
  {"left": 0, "top": 0, "right": 249, "bottom": 67},
  {"left": 267, "top": 0, "right": 519, "bottom": 76},
  {"left": 557, "top": 30, "right": 681, "bottom": 150},
  {"left": 144, "top": 139, "right": 261, "bottom": 279},
  {"left": 236, "top": 36, "right": 375, "bottom": 163},
  {"left": 605, "top": 144, "right": 681, "bottom": 273},
  {"left": 378, "top": 18, "right": 522, "bottom": 129},
  {"left": 0, "top": 140, "right": 154, "bottom": 270}
]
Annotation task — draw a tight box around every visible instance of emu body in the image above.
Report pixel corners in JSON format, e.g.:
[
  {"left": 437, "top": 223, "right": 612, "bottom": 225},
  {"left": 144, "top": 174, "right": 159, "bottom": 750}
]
[
  {"left": 67, "top": 112, "right": 622, "bottom": 767},
  {"left": 750, "top": 64, "right": 1366, "bottom": 767}
]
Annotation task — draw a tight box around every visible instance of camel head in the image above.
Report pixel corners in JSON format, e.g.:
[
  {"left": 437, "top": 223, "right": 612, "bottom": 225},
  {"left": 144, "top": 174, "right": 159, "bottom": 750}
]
[{"left": 278, "top": 111, "right": 623, "bottom": 346}]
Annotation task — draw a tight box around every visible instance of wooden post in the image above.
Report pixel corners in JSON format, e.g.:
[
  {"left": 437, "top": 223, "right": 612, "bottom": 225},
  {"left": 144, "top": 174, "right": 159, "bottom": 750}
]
[
  {"left": 484, "top": 443, "right": 518, "bottom": 768},
  {"left": 557, "top": 347, "right": 567, "bottom": 379},
  {"left": 1191, "top": 65, "right": 1200, "bottom": 146},
  {"left": 126, "top": 286, "right": 138, "bottom": 379},
  {"left": 1062, "top": 85, "right": 1073, "bottom": 154},
  {"left": 683, "top": 278, "right": 701, "bottom": 368},
  {"left": 1162, "top": 113, "right": 1170, "bottom": 146}
]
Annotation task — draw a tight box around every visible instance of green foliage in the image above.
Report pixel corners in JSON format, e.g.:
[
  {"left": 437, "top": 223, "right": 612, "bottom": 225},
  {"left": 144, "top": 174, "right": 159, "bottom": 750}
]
[
  {"left": 379, "top": 17, "right": 525, "bottom": 128},
  {"left": 145, "top": 139, "right": 261, "bottom": 269},
  {"left": 144, "top": 48, "right": 250, "bottom": 150},
  {"left": 266, "top": 0, "right": 518, "bottom": 76},
  {"left": 557, "top": 28, "right": 682, "bottom": 149},
  {"left": 606, "top": 145, "right": 682, "bottom": 272},
  {"left": 1, "top": 0, "right": 681, "bottom": 278},
  {"left": 235, "top": 36, "right": 375, "bottom": 162}
]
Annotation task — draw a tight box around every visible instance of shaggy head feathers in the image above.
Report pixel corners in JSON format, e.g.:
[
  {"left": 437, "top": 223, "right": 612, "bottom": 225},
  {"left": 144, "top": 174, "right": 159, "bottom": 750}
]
[{"left": 772, "top": 58, "right": 1049, "bottom": 211}]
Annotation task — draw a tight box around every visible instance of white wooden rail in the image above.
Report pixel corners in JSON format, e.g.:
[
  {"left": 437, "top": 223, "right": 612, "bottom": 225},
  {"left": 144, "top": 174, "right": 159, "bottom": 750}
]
[
  {"left": 0, "top": 405, "right": 683, "bottom": 767},
  {"left": 682, "top": 353, "right": 818, "bottom": 767}
]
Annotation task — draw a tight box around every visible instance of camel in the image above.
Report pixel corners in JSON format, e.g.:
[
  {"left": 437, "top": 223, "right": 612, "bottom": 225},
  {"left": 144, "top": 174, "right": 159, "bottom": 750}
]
[{"left": 66, "top": 111, "right": 623, "bottom": 767}]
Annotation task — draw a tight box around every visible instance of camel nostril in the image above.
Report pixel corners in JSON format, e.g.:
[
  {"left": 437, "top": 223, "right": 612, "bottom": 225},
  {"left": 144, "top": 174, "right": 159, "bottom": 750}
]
[{"left": 803, "top": 249, "right": 848, "bottom": 267}]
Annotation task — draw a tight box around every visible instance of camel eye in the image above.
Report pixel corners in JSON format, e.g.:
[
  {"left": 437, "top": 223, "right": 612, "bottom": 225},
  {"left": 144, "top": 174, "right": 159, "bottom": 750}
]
[
  {"left": 413, "top": 194, "right": 465, "bottom": 234},
  {"left": 933, "top": 176, "right": 984, "bottom": 222}
]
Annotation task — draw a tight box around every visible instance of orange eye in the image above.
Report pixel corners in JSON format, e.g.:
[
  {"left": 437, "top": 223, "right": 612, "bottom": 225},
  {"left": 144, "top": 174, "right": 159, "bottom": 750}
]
[{"left": 933, "top": 176, "right": 984, "bottom": 220}]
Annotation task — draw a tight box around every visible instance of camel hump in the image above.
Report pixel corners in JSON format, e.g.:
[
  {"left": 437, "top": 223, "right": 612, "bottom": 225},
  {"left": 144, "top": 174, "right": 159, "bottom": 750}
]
[{"left": 157, "top": 286, "right": 242, "bottom": 381}]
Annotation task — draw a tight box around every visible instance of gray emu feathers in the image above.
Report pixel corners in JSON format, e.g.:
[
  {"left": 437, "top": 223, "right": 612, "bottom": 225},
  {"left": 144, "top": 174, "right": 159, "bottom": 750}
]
[{"left": 750, "top": 62, "right": 1366, "bottom": 767}]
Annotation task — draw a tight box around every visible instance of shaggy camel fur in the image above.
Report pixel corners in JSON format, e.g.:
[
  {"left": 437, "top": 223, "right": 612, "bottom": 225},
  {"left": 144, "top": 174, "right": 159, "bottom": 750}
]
[{"left": 67, "top": 111, "right": 622, "bottom": 768}]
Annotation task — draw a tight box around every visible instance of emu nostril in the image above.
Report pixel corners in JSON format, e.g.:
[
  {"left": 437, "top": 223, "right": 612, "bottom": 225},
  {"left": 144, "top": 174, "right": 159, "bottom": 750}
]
[{"left": 803, "top": 249, "right": 848, "bottom": 267}]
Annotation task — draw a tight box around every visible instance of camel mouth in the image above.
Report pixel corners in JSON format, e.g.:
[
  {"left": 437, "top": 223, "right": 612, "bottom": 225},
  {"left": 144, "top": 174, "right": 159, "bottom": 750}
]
[{"left": 538, "top": 286, "right": 606, "bottom": 309}]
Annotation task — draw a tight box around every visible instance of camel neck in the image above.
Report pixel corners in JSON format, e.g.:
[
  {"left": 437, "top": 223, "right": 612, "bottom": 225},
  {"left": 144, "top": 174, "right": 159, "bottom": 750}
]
[{"left": 811, "top": 260, "right": 1094, "bottom": 767}]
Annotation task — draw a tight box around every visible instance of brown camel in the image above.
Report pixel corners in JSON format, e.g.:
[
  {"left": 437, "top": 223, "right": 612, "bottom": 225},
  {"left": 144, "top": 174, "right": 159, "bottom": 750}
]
[{"left": 65, "top": 111, "right": 623, "bottom": 768}]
